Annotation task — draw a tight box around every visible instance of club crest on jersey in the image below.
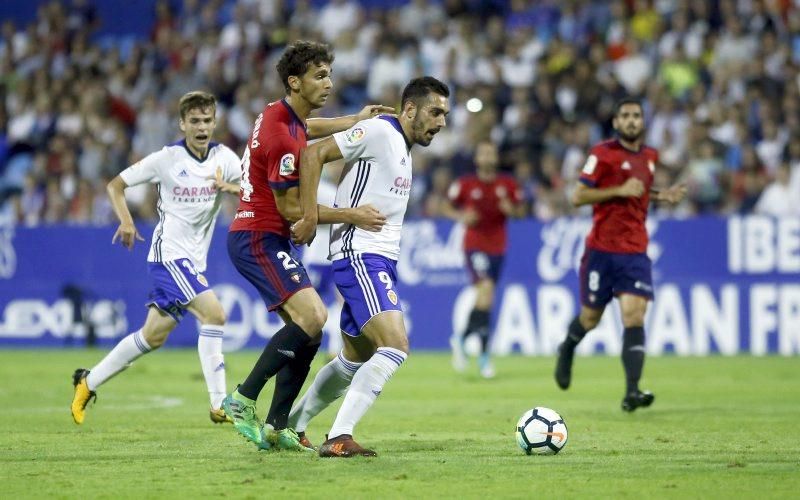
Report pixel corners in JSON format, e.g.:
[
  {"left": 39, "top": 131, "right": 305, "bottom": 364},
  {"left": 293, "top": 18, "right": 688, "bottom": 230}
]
[
  {"left": 279, "top": 153, "right": 296, "bottom": 176},
  {"left": 345, "top": 127, "right": 366, "bottom": 144},
  {"left": 290, "top": 272, "right": 301, "bottom": 283},
  {"left": 471, "top": 188, "right": 483, "bottom": 199},
  {"left": 197, "top": 273, "right": 208, "bottom": 287},
  {"left": 387, "top": 290, "right": 398, "bottom": 305},
  {"left": 621, "top": 161, "right": 632, "bottom": 170}
]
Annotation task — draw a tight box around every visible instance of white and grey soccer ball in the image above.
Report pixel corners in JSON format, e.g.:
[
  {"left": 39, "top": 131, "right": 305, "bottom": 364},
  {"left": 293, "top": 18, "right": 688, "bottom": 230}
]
[{"left": 515, "top": 407, "right": 568, "bottom": 455}]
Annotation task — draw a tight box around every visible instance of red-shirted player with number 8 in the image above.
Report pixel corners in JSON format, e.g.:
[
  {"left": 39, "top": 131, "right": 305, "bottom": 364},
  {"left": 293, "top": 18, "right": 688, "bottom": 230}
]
[{"left": 554, "top": 98, "right": 686, "bottom": 411}]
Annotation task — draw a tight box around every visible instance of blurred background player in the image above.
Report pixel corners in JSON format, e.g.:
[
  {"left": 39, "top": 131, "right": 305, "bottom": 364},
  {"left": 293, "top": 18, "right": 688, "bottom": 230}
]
[
  {"left": 292, "top": 76, "right": 450, "bottom": 457},
  {"left": 223, "top": 41, "right": 391, "bottom": 451},
  {"left": 70, "top": 91, "right": 241, "bottom": 425},
  {"left": 554, "top": 98, "right": 686, "bottom": 411},
  {"left": 443, "top": 141, "right": 524, "bottom": 378}
]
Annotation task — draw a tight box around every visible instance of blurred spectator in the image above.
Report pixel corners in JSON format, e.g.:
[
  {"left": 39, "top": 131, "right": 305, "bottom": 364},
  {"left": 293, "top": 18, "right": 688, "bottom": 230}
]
[
  {"left": 755, "top": 163, "right": 799, "bottom": 216},
  {"left": 0, "top": 0, "right": 794, "bottom": 226}
]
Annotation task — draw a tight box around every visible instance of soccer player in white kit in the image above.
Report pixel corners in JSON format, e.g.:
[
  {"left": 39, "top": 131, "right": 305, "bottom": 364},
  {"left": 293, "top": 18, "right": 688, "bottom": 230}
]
[
  {"left": 70, "top": 91, "right": 242, "bottom": 425},
  {"left": 291, "top": 77, "right": 450, "bottom": 457}
]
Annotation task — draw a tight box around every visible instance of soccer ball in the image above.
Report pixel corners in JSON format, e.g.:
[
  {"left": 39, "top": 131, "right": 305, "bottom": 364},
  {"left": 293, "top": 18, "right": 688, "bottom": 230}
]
[{"left": 515, "top": 407, "right": 568, "bottom": 455}]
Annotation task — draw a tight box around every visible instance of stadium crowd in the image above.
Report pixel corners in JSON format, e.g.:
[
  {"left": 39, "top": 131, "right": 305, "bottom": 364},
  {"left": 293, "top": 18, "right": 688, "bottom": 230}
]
[{"left": 1, "top": 0, "right": 799, "bottom": 227}]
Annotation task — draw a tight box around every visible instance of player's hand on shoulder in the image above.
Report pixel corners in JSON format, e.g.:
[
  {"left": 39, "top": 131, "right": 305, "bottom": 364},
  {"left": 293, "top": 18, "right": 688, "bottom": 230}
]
[
  {"left": 617, "top": 177, "right": 645, "bottom": 198},
  {"left": 112, "top": 222, "right": 144, "bottom": 250},
  {"left": 356, "top": 104, "right": 397, "bottom": 121},
  {"left": 352, "top": 204, "right": 387, "bottom": 232},
  {"left": 291, "top": 217, "right": 317, "bottom": 245}
]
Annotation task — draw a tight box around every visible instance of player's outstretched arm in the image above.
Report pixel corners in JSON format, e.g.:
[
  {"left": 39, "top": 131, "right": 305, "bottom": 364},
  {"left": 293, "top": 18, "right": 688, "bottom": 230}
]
[
  {"left": 306, "top": 105, "right": 396, "bottom": 139},
  {"left": 107, "top": 175, "right": 144, "bottom": 250},
  {"left": 651, "top": 184, "right": 687, "bottom": 204},
  {"left": 571, "top": 178, "right": 644, "bottom": 207},
  {"left": 206, "top": 166, "right": 240, "bottom": 194},
  {"left": 439, "top": 199, "right": 478, "bottom": 226}
]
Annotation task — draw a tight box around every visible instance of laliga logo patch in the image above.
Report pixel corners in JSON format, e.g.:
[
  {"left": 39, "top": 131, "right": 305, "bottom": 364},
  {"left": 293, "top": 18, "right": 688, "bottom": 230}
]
[
  {"left": 279, "top": 153, "right": 296, "bottom": 176},
  {"left": 345, "top": 127, "right": 365, "bottom": 143},
  {"left": 387, "top": 290, "right": 398, "bottom": 305},
  {"left": 197, "top": 273, "right": 208, "bottom": 287}
]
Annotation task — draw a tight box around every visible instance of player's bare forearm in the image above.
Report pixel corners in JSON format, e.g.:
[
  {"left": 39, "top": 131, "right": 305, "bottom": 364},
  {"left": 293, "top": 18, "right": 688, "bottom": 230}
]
[
  {"left": 572, "top": 185, "right": 617, "bottom": 206},
  {"left": 293, "top": 137, "right": 345, "bottom": 244},
  {"left": 306, "top": 105, "right": 396, "bottom": 139},
  {"left": 318, "top": 205, "right": 351, "bottom": 224},
  {"left": 307, "top": 116, "right": 358, "bottom": 139},
  {"left": 218, "top": 181, "right": 240, "bottom": 194},
  {"left": 651, "top": 184, "right": 687, "bottom": 204},
  {"left": 274, "top": 187, "right": 303, "bottom": 223},
  {"left": 572, "top": 178, "right": 643, "bottom": 206},
  {"left": 106, "top": 176, "right": 134, "bottom": 225},
  {"left": 319, "top": 204, "right": 386, "bottom": 232},
  {"left": 107, "top": 175, "right": 144, "bottom": 249},
  {"left": 438, "top": 200, "right": 463, "bottom": 221},
  {"left": 299, "top": 143, "right": 327, "bottom": 222}
]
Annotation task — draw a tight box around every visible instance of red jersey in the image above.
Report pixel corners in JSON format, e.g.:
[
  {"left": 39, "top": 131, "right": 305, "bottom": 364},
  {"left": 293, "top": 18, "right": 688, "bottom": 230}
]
[
  {"left": 579, "top": 139, "right": 657, "bottom": 254},
  {"left": 448, "top": 174, "right": 522, "bottom": 255},
  {"left": 230, "top": 99, "right": 307, "bottom": 237}
]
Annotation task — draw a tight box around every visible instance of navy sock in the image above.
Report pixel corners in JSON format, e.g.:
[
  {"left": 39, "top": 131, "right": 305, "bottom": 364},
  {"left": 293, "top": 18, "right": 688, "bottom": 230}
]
[
  {"left": 237, "top": 322, "right": 310, "bottom": 401},
  {"left": 466, "top": 309, "right": 491, "bottom": 353},
  {"left": 562, "top": 316, "right": 588, "bottom": 350},
  {"left": 266, "top": 340, "right": 321, "bottom": 430},
  {"left": 621, "top": 326, "right": 645, "bottom": 394}
]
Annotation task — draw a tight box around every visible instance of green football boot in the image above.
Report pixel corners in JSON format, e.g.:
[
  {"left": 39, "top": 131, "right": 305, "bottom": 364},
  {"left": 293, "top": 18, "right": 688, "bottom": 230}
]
[
  {"left": 221, "top": 390, "right": 270, "bottom": 450},
  {"left": 267, "top": 427, "right": 315, "bottom": 452}
]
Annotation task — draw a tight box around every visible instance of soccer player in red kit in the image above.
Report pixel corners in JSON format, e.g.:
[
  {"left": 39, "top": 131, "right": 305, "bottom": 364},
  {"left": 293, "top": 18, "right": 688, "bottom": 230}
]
[
  {"left": 444, "top": 141, "right": 524, "bottom": 378},
  {"left": 223, "top": 41, "right": 392, "bottom": 450},
  {"left": 554, "top": 98, "right": 686, "bottom": 411}
]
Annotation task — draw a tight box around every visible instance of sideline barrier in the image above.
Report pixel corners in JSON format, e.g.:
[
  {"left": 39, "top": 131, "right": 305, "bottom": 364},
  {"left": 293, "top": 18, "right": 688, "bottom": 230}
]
[{"left": 1, "top": 216, "right": 798, "bottom": 355}]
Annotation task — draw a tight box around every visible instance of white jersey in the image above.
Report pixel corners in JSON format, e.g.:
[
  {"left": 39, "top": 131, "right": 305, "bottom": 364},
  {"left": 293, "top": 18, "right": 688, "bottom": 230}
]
[
  {"left": 330, "top": 117, "right": 411, "bottom": 261},
  {"left": 120, "top": 140, "right": 241, "bottom": 272},
  {"left": 302, "top": 177, "right": 338, "bottom": 265}
]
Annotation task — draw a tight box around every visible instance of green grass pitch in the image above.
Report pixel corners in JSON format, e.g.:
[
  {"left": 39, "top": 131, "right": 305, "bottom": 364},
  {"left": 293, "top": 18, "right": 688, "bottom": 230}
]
[{"left": 1, "top": 350, "right": 798, "bottom": 499}]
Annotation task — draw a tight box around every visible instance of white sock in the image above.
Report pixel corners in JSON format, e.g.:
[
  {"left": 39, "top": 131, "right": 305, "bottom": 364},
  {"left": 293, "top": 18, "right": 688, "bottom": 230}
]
[
  {"left": 198, "top": 324, "right": 227, "bottom": 410},
  {"left": 86, "top": 330, "right": 151, "bottom": 391},
  {"left": 288, "top": 351, "right": 362, "bottom": 433},
  {"left": 328, "top": 347, "right": 406, "bottom": 439}
]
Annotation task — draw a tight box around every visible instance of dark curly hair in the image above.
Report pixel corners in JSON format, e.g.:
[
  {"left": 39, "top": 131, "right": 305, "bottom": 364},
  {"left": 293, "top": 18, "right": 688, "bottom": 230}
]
[
  {"left": 400, "top": 76, "right": 450, "bottom": 109},
  {"left": 276, "top": 41, "right": 335, "bottom": 93}
]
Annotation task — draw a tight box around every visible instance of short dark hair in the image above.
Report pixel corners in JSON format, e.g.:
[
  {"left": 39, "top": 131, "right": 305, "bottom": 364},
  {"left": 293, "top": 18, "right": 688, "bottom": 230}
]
[
  {"left": 276, "top": 41, "right": 335, "bottom": 93},
  {"left": 613, "top": 97, "right": 643, "bottom": 116},
  {"left": 401, "top": 76, "right": 450, "bottom": 109},
  {"left": 179, "top": 91, "right": 216, "bottom": 119}
]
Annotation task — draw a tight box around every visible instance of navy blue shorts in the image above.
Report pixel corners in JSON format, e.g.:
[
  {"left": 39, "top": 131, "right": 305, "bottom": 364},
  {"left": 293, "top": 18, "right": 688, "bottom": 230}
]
[
  {"left": 333, "top": 253, "right": 402, "bottom": 337},
  {"left": 146, "top": 259, "right": 210, "bottom": 322},
  {"left": 579, "top": 248, "right": 653, "bottom": 309},
  {"left": 227, "top": 231, "right": 312, "bottom": 312},
  {"left": 465, "top": 251, "right": 505, "bottom": 283}
]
